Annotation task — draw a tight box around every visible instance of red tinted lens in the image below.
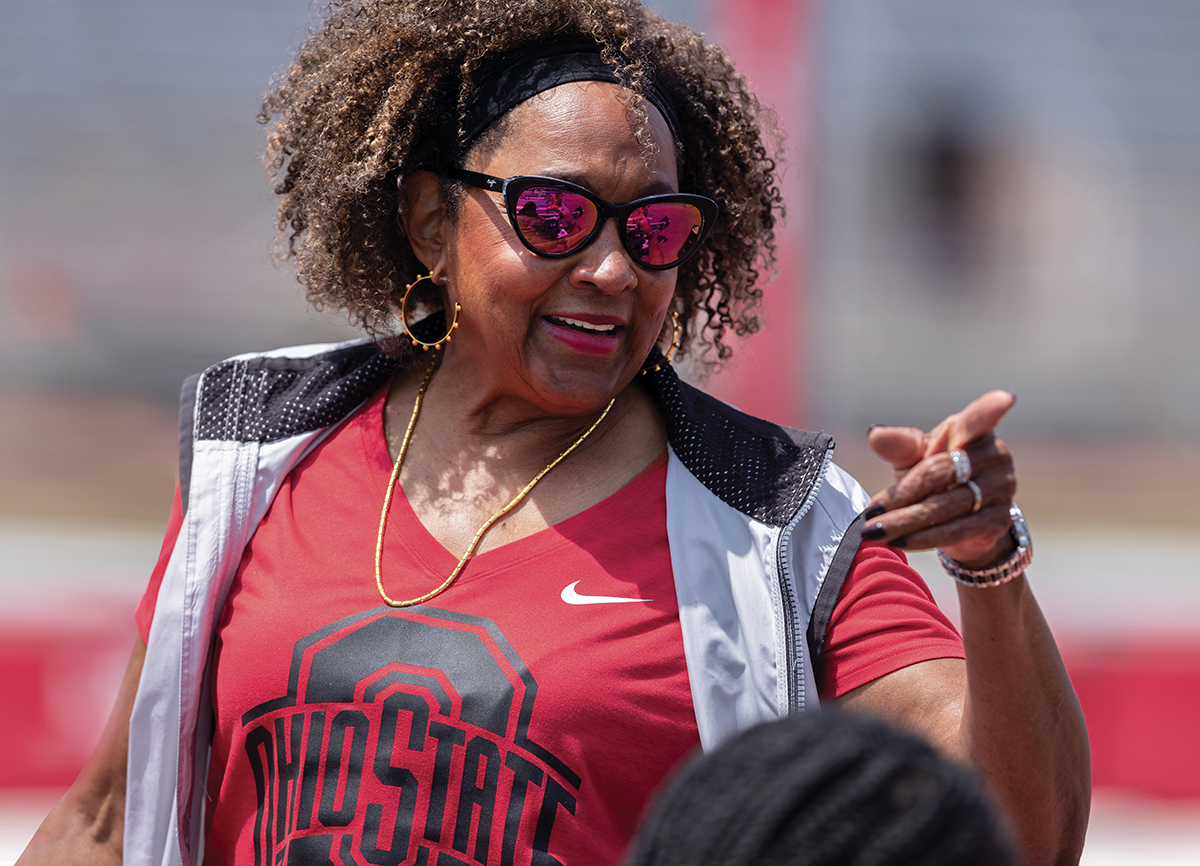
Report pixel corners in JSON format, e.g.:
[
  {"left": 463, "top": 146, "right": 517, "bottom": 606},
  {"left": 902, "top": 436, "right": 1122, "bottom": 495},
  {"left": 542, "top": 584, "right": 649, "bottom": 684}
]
[
  {"left": 623, "top": 203, "right": 705, "bottom": 266},
  {"left": 513, "top": 186, "right": 598, "bottom": 255}
]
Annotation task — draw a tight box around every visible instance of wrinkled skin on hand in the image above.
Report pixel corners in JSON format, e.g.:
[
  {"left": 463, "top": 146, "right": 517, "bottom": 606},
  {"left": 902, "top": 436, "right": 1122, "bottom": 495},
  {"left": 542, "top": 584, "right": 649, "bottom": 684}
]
[{"left": 863, "top": 390, "right": 1018, "bottom": 568}]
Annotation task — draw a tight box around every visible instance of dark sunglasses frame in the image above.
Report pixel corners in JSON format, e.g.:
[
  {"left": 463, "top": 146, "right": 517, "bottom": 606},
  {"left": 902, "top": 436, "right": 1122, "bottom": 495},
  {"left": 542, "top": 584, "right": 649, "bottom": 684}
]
[{"left": 449, "top": 168, "right": 718, "bottom": 271}]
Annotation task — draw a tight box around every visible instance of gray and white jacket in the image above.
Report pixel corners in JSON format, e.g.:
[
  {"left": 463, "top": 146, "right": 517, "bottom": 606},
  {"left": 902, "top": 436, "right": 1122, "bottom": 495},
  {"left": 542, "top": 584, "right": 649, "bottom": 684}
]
[{"left": 124, "top": 338, "right": 870, "bottom": 866}]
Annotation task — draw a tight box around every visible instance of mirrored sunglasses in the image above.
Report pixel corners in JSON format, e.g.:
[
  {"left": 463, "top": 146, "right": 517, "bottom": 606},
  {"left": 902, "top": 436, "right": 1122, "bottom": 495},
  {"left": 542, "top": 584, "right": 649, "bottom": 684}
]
[{"left": 449, "top": 168, "right": 718, "bottom": 270}]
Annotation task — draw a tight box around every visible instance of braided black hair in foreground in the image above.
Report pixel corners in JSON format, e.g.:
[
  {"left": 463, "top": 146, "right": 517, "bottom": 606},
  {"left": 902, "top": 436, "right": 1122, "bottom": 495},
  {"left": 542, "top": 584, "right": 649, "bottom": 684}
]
[{"left": 623, "top": 711, "right": 1017, "bottom": 866}]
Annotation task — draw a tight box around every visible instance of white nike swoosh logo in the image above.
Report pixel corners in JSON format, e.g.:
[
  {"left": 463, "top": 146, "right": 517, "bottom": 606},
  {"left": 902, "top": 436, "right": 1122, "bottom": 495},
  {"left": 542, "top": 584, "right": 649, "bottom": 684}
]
[{"left": 560, "top": 581, "right": 651, "bottom": 605}]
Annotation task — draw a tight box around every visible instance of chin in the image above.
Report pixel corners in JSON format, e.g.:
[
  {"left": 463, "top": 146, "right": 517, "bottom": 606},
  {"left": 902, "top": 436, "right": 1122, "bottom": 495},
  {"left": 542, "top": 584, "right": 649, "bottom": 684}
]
[{"left": 532, "top": 363, "right": 634, "bottom": 413}]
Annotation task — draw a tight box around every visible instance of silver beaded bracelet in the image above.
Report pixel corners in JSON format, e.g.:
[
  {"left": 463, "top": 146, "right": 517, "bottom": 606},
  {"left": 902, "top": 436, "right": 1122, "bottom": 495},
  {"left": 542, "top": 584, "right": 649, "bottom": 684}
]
[{"left": 936, "top": 504, "right": 1033, "bottom": 588}]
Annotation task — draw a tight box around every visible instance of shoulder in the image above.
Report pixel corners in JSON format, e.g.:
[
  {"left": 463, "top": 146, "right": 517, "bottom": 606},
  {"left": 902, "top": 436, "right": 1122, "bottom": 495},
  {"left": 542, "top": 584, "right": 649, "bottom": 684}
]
[
  {"left": 815, "top": 461, "right": 873, "bottom": 526},
  {"left": 185, "top": 338, "right": 400, "bottom": 444},
  {"left": 640, "top": 364, "right": 836, "bottom": 529}
]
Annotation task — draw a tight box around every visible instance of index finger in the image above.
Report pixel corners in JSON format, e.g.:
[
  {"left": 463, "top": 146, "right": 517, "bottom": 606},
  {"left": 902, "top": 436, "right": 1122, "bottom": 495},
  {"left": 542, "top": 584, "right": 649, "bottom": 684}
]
[{"left": 926, "top": 390, "right": 1015, "bottom": 457}]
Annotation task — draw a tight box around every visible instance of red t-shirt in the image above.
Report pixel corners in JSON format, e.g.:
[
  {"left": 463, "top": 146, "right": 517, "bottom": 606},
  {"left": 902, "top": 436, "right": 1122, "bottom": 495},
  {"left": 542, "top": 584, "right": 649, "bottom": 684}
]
[{"left": 137, "top": 383, "right": 962, "bottom": 865}]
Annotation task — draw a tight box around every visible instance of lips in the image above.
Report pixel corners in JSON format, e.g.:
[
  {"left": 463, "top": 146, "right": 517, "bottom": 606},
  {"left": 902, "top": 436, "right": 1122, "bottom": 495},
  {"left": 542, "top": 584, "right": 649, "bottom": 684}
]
[
  {"left": 541, "top": 314, "right": 625, "bottom": 355},
  {"left": 545, "top": 315, "right": 619, "bottom": 335}
]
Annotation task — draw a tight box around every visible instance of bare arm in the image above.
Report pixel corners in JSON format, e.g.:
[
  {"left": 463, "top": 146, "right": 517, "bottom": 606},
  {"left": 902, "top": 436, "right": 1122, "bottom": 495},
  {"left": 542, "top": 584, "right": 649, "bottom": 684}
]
[
  {"left": 838, "top": 392, "right": 1090, "bottom": 866},
  {"left": 17, "top": 635, "right": 144, "bottom": 866}
]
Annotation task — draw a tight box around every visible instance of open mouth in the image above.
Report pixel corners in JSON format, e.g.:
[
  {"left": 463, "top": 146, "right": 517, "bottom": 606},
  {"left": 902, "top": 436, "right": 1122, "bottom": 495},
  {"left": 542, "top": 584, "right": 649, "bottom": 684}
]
[
  {"left": 545, "top": 315, "right": 621, "bottom": 335},
  {"left": 541, "top": 315, "right": 624, "bottom": 355}
]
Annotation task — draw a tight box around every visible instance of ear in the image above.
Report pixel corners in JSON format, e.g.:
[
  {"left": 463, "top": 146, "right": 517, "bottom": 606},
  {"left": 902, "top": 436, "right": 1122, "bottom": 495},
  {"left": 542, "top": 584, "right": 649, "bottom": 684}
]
[{"left": 399, "top": 171, "right": 448, "bottom": 273}]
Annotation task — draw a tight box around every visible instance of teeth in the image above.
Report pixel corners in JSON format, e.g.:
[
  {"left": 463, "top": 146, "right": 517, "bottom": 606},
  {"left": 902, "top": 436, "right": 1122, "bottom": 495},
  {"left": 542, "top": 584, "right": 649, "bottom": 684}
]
[{"left": 551, "top": 316, "right": 617, "bottom": 333}]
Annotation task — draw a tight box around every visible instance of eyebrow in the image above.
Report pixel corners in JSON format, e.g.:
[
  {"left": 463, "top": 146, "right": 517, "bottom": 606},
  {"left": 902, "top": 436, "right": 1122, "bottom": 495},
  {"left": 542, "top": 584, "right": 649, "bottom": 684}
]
[{"left": 536, "top": 170, "right": 678, "bottom": 199}]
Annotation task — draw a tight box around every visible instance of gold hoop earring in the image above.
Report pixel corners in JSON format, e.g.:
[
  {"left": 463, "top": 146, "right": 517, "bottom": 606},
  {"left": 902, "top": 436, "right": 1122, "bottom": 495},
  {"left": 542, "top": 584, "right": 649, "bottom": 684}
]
[
  {"left": 401, "top": 273, "right": 461, "bottom": 352},
  {"left": 641, "top": 310, "right": 682, "bottom": 375}
]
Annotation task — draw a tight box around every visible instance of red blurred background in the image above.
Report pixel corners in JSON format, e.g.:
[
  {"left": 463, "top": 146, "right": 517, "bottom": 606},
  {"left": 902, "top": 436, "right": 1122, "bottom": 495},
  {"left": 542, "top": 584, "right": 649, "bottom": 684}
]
[{"left": 2, "top": 0, "right": 1199, "bottom": 860}]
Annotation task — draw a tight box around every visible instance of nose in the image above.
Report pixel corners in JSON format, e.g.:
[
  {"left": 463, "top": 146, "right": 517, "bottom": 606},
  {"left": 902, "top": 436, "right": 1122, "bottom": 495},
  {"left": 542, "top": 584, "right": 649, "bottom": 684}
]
[{"left": 571, "top": 218, "right": 637, "bottom": 294}]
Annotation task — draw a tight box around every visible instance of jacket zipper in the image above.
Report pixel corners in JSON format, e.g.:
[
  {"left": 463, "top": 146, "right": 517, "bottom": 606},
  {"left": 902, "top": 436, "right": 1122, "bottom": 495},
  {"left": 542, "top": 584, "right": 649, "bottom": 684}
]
[{"left": 775, "top": 442, "right": 835, "bottom": 714}]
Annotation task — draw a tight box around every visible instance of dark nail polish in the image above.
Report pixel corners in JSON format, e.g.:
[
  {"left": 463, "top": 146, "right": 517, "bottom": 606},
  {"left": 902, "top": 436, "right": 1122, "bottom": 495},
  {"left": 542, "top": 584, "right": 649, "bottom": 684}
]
[
  {"left": 863, "top": 502, "right": 887, "bottom": 520},
  {"left": 861, "top": 523, "right": 886, "bottom": 541},
  {"left": 888, "top": 536, "right": 908, "bottom": 549}
]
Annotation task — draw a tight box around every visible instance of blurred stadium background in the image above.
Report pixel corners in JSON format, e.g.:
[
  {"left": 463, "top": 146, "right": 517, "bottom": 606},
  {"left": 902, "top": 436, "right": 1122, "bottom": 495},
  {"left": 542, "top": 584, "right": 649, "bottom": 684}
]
[{"left": 2, "top": 0, "right": 1198, "bottom": 862}]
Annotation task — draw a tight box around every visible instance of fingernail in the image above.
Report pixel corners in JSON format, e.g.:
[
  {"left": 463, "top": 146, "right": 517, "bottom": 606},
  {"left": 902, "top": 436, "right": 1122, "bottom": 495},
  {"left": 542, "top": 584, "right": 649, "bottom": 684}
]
[
  {"left": 863, "top": 502, "right": 887, "bottom": 520},
  {"left": 866, "top": 424, "right": 883, "bottom": 437},
  {"left": 888, "top": 536, "right": 908, "bottom": 549},
  {"left": 861, "top": 523, "right": 886, "bottom": 541},
  {"left": 1007, "top": 392, "right": 1017, "bottom": 404}
]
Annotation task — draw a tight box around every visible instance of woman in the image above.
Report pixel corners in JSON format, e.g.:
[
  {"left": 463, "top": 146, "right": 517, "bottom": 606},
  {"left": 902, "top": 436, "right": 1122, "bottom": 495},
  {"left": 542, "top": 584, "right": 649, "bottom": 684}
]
[{"left": 19, "top": 1, "right": 1089, "bottom": 865}]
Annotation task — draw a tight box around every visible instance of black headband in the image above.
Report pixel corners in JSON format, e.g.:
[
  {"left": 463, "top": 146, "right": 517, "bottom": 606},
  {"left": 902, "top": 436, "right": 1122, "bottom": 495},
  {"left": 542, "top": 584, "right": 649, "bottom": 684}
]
[{"left": 457, "top": 42, "right": 681, "bottom": 159}]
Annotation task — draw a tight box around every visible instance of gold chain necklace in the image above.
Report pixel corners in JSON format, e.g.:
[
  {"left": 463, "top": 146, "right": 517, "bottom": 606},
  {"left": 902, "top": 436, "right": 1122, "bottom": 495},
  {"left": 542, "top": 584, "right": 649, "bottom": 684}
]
[{"left": 375, "top": 352, "right": 617, "bottom": 607}]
